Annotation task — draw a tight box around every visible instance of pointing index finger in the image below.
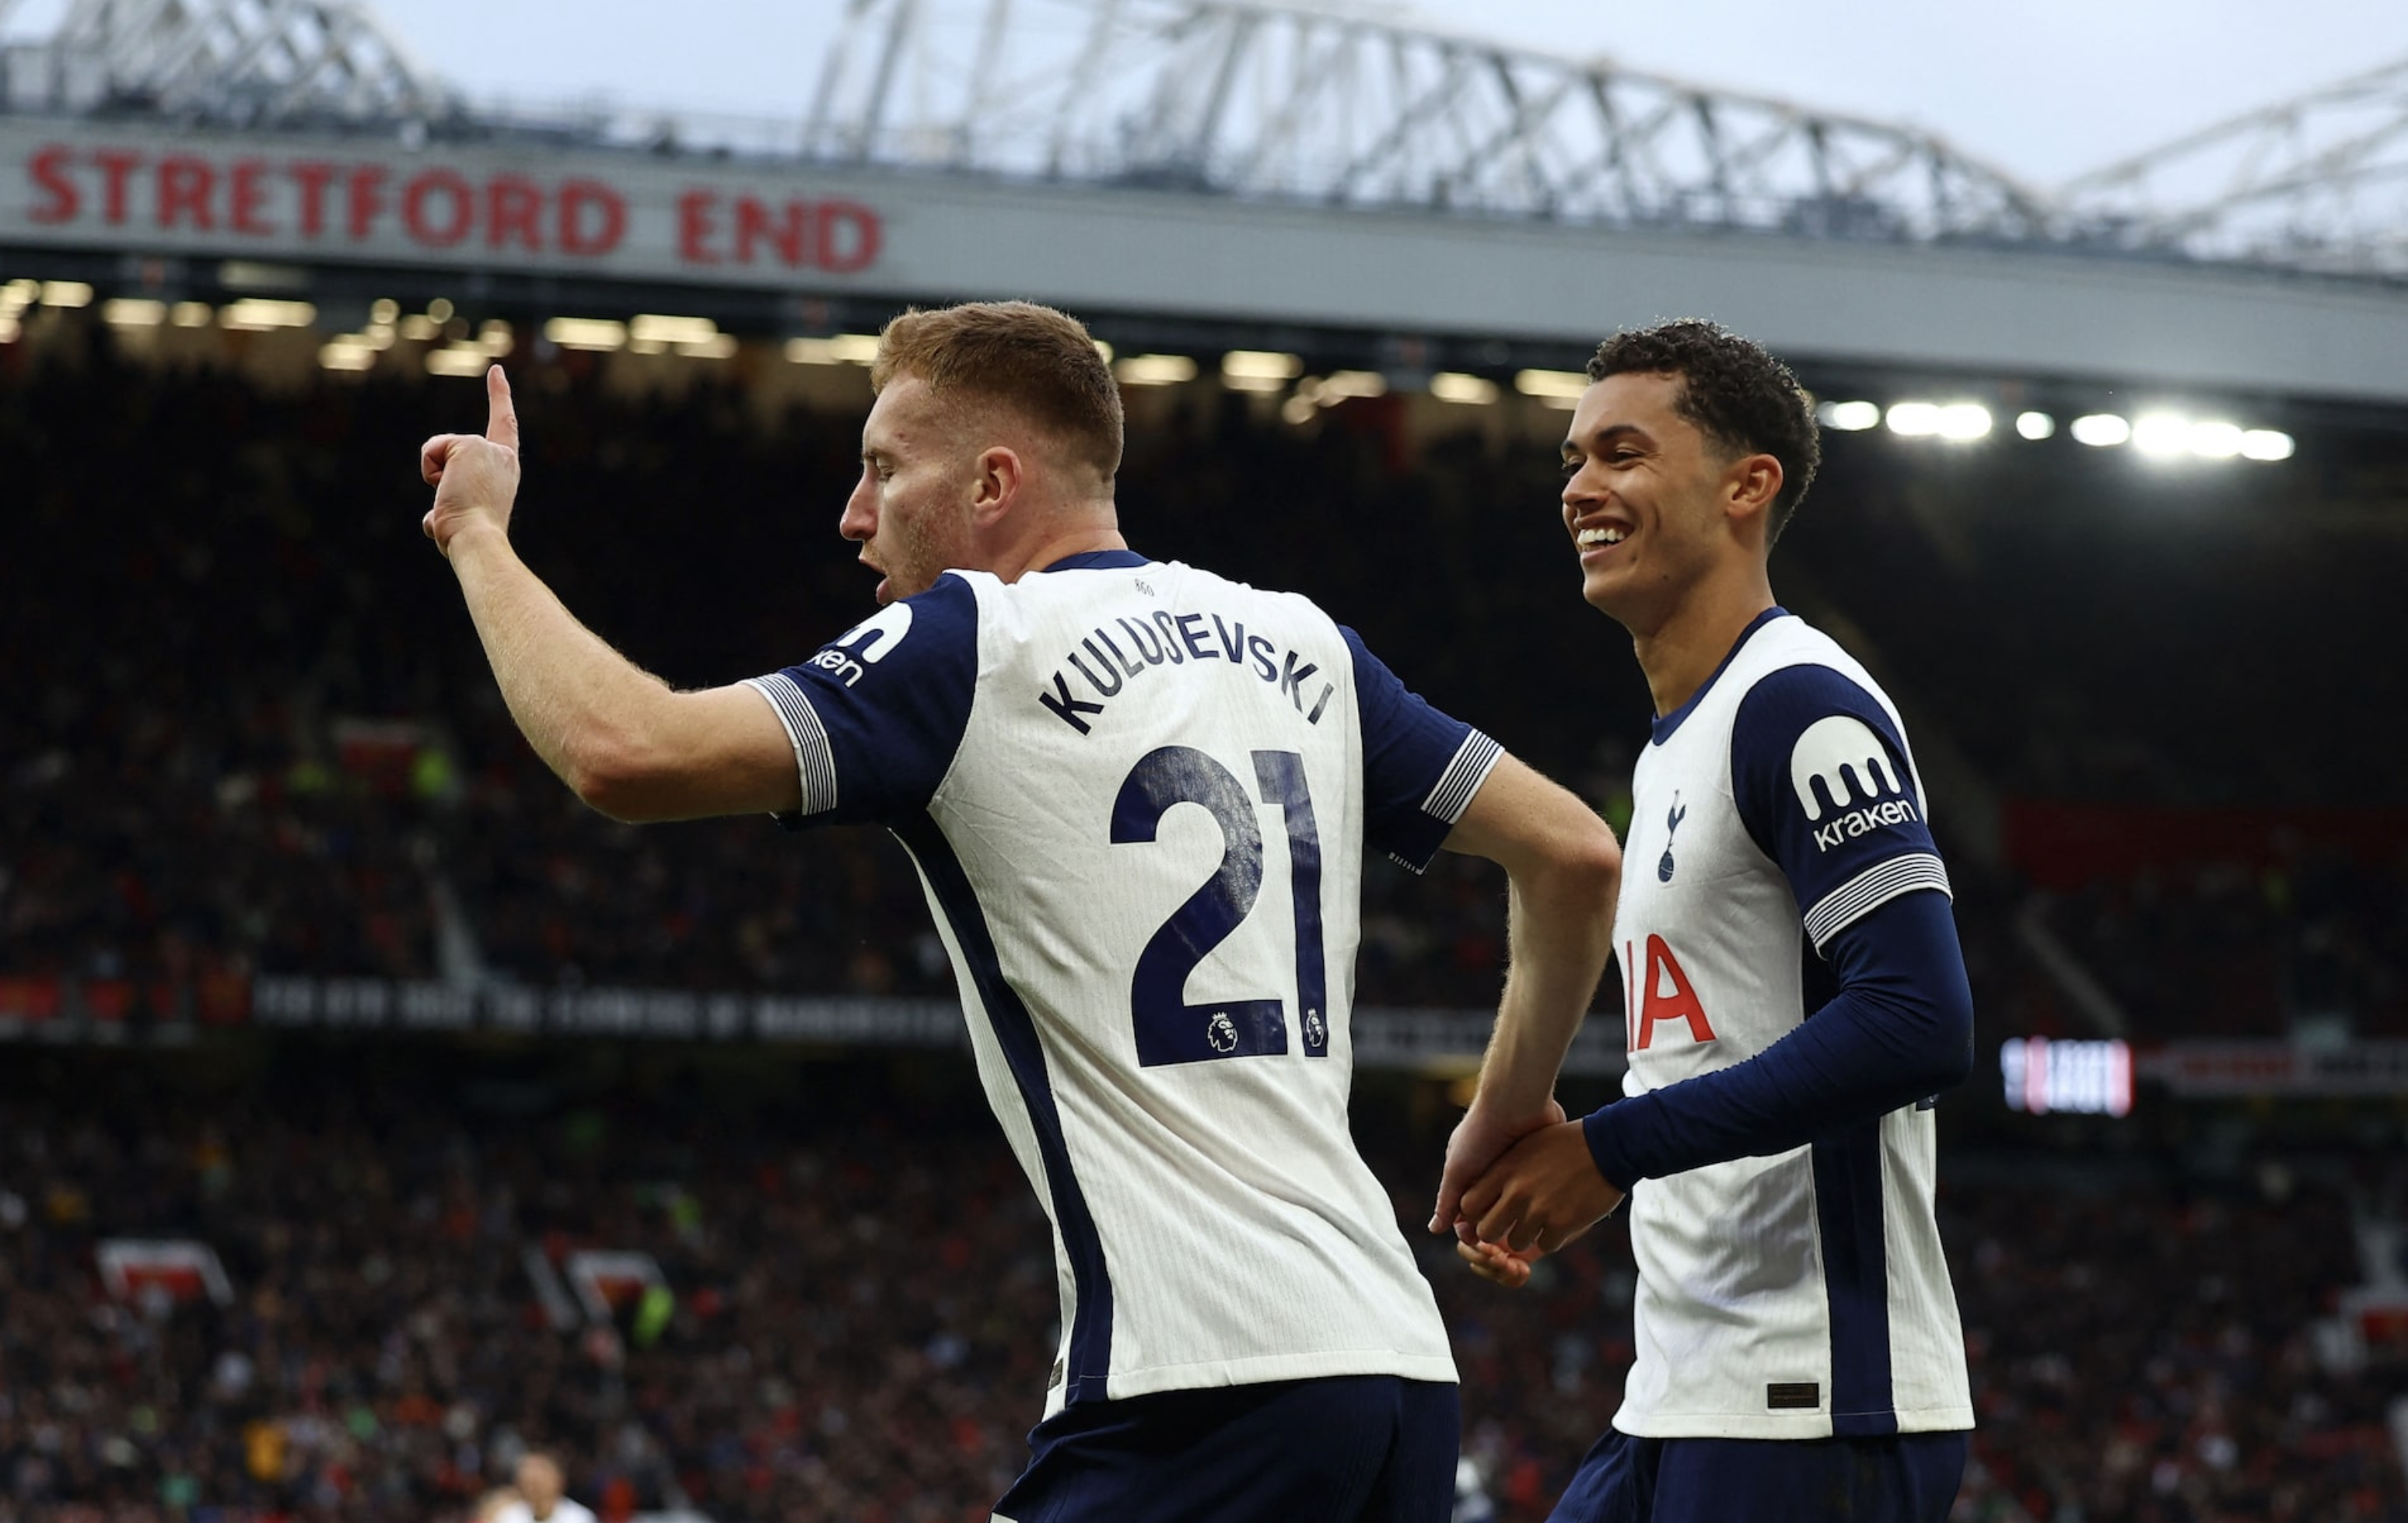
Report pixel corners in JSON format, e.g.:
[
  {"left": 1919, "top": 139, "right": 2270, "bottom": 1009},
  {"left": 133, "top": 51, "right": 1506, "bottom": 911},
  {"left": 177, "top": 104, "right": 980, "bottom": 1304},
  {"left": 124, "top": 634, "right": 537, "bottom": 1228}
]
[{"left": 485, "top": 364, "right": 520, "bottom": 451}]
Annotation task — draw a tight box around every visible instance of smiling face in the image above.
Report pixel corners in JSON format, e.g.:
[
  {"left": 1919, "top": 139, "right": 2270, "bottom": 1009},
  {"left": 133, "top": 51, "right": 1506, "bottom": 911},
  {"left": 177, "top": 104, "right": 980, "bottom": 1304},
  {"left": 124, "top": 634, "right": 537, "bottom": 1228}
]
[
  {"left": 1559, "top": 369, "right": 1777, "bottom": 635},
  {"left": 840, "top": 373, "right": 984, "bottom": 604}
]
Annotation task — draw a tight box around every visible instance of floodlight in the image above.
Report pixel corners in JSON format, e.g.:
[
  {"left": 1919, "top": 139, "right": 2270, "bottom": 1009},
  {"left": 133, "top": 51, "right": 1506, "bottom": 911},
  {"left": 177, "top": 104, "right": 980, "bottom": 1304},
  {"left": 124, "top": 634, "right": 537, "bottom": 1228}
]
[
  {"left": 219, "top": 299, "right": 317, "bottom": 331},
  {"left": 630, "top": 314, "right": 718, "bottom": 347},
  {"left": 1514, "top": 369, "right": 1589, "bottom": 401},
  {"left": 546, "top": 317, "right": 628, "bottom": 352},
  {"left": 1429, "top": 373, "right": 1498, "bottom": 404},
  {"left": 1816, "top": 400, "right": 1881, "bottom": 432},
  {"left": 1115, "top": 354, "right": 1198, "bottom": 386},
  {"left": 1222, "top": 350, "right": 1303, "bottom": 381},
  {"left": 2069, "top": 414, "right": 2130, "bottom": 447},
  {"left": 1884, "top": 402, "right": 1942, "bottom": 436},
  {"left": 425, "top": 347, "right": 488, "bottom": 377},
  {"left": 2130, "top": 413, "right": 2189, "bottom": 458},
  {"left": 1937, "top": 404, "right": 1992, "bottom": 441},
  {"left": 787, "top": 334, "right": 880, "bottom": 366}
]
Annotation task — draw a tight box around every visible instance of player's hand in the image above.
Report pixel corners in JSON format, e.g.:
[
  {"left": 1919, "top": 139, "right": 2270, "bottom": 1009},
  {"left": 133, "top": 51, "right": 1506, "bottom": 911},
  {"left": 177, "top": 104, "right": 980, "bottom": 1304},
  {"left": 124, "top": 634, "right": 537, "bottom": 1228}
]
[
  {"left": 1430, "top": 1094, "right": 1565, "bottom": 1242},
  {"left": 420, "top": 365, "right": 522, "bottom": 557},
  {"left": 1457, "top": 1237, "right": 1546, "bottom": 1290},
  {"left": 1457, "top": 1119, "right": 1624, "bottom": 1255}
]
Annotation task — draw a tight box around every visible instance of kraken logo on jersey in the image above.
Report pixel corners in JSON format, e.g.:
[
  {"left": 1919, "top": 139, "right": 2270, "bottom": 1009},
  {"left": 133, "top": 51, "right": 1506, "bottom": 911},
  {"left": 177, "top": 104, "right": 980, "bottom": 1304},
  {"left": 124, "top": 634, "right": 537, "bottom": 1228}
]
[
  {"left": 1788, "top": 714, "right": 1919, "bottom": 853},
  {"left": 1788, "top": 715, "right": 1899, "bottom": 819},
  {"left": 810, "top": 601, "right": 915, "bottom": 688}
]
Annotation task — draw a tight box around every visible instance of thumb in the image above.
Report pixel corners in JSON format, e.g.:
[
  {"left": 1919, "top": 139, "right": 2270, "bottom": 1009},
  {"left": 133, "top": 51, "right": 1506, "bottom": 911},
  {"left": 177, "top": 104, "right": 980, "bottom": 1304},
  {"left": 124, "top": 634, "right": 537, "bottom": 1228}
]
[{"left": 485, "top": 365, "right": 520, "bottom": 452}]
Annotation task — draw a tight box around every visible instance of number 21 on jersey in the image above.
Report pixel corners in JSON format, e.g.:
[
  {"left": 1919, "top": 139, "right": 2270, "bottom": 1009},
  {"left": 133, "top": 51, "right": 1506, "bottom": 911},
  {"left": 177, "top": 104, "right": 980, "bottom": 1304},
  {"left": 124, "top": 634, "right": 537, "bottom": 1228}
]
[{"left": 1112, "top": 744, "right": 1328, "bottom": 1067}]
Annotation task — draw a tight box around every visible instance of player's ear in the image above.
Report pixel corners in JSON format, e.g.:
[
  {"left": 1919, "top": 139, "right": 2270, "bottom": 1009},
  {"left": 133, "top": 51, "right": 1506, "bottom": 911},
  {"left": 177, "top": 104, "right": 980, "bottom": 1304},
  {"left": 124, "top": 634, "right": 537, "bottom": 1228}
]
[
  {"left": 1724, "top": 451, "right": 1783, "bottom": 527},
  {"left": 971, "top": 444, "right": 1024, "bottom": 525}
]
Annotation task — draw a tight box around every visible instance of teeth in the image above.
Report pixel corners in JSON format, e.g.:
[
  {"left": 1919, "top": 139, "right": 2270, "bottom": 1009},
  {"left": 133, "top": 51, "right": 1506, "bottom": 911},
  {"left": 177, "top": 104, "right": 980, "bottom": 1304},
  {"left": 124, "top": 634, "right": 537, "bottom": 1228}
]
[{"left": 1577, "top": 527, "right": 1628, "bottom": 547}]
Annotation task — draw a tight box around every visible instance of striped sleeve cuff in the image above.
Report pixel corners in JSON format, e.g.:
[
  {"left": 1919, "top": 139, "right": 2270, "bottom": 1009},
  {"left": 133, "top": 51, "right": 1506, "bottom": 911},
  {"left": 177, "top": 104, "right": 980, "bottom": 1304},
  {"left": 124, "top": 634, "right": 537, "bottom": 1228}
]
[
  {"left": 742, "top": 674, "right": 839, "bottom": 818},
  {"left": 1801, "top": 852, "right": 1951, "bottom": 950},
  {"left": 1421, "top": 730, "right": 1503, "bottom": 826}
]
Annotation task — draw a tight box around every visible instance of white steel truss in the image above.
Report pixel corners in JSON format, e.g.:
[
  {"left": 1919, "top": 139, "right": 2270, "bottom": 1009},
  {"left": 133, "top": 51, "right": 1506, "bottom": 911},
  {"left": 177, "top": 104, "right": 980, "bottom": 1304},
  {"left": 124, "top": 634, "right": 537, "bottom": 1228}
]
[
  {"left": 4, "top": 0, "right": 447, "bottom": 124},
  {"left": 801, "top": 0, "right": 2053, "bottom": 245},
  {"left": 2061, "top": 54, "right": 2408, "bottom": 278}
]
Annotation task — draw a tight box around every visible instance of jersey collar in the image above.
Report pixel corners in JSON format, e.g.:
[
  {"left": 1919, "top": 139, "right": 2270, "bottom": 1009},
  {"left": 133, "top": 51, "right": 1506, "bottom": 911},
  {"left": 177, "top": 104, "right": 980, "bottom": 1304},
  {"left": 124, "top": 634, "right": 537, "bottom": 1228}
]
[
  {"left": 1038, "top": 548, "right": 1153, "bottom": 572},
  {"left": 1649, "top": 605, "right": 1790, "bottom": 746}
]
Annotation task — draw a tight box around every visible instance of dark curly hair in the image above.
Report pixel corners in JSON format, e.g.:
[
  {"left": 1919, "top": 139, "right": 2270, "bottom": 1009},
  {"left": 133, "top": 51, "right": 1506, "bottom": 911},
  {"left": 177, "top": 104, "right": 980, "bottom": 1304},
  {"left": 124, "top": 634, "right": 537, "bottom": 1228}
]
[{"left": 1587, "top": 319, "right": 1822, "bottom": 544}]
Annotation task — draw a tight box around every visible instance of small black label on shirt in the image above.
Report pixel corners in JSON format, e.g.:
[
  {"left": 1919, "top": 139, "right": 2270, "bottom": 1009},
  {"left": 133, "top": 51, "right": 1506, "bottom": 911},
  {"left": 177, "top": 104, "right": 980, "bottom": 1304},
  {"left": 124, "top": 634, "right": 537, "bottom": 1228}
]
[{"left": 1766, "top": 1382, "right": 1821, "bottom": 1410}]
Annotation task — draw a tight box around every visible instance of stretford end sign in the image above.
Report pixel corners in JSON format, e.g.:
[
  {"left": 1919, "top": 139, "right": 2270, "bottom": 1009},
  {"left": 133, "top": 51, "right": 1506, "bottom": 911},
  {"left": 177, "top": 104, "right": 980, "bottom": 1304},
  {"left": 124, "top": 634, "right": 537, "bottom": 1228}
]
[{"left": 3, "top": 121, "right": 883, "bottom": 286}]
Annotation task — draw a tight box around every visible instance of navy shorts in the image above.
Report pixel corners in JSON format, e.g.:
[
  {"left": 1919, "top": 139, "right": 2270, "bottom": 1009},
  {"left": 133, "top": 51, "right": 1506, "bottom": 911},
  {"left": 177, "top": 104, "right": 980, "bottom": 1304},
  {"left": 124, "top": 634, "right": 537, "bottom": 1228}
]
[
  {"left": 1547, "top": 1428, "right": 1969, "bottom": 1523},
  {"left": 993, "top": 1374, "right": 1459, "bottom": 1523}
]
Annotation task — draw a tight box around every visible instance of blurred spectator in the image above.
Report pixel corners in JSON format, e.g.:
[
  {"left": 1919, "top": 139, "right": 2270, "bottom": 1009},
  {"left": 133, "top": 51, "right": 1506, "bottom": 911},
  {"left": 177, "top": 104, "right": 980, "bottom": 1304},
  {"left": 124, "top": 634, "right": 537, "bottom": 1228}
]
[{"left": 491, "top": 1452, "right": 594, "bottom": 1523}]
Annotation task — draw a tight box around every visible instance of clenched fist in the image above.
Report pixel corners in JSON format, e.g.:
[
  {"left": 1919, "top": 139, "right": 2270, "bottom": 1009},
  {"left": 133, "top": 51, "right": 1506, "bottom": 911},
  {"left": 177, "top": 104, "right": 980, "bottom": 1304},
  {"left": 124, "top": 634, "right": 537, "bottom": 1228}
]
[{"left": 419, "top": 364, "right": 522, "bottom": 556}]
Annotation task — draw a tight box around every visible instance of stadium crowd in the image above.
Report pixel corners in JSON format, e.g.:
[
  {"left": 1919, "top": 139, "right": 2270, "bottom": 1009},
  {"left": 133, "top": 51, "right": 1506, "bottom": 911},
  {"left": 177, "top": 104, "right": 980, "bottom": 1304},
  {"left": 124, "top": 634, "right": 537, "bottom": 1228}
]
[
  {"left": 0, "top": 1049, "right": 2399, "bottom": 1523},
  {"left": 7, "top": 330, "right": 2404, "bottom": 1038}
]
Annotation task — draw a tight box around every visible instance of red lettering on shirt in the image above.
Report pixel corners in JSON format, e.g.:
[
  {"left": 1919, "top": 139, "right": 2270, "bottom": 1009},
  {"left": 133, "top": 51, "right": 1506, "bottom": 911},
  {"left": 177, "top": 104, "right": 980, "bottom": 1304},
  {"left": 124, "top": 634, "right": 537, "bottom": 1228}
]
[{"left": 1633, "top": 934, "right": 1715, "bottom": 1050}]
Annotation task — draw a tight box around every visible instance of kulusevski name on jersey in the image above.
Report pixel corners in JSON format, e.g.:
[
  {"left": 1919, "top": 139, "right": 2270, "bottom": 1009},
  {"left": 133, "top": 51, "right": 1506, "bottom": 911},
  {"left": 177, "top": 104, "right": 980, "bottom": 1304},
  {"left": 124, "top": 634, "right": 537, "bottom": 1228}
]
[{"left": 1035, "top": 606, "right": 1338, "bottom": 735}]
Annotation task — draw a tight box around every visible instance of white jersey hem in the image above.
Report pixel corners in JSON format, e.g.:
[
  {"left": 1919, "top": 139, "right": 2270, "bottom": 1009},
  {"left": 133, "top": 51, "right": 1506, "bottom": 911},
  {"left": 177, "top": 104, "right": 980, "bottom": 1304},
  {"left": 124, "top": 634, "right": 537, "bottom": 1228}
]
[
  {"left": 1041, "top": 1350, "right": 1458, "bottom": 1416},
  {"left": 1612, "top": 1404, "right": 1976, "bottom": 1441}
]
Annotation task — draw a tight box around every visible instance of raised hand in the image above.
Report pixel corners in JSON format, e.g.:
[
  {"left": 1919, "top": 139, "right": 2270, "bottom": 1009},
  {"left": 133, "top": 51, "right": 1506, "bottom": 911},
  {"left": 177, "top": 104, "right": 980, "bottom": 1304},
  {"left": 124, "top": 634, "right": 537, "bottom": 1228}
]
[{"left": 420, "top": 364, "right": 523, "bottom": 556}]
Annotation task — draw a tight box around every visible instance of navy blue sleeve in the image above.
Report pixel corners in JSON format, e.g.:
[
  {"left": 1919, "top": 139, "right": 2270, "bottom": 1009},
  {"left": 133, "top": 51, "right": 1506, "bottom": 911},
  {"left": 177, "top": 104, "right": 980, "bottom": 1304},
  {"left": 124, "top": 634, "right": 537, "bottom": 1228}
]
[
  {"left": 1343, "top": 626, "right": 1502, "bottom": 874},
  {"left": 1583, "top": 889, "right": 1976, "bottom": 1189},
  {"left": 744, "top": 573, "right": 978, "bottom": 828},
  {"left": 1730, "top": 664, "right": 1951, "bottom": 951}
]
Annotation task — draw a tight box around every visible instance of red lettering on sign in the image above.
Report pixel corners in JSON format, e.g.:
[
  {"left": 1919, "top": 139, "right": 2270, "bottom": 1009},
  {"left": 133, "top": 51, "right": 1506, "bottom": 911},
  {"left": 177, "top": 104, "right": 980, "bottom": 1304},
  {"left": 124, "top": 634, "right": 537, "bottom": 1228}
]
[
  {"left": 403, "top": 170, "right": 473, "bottom": 247},
  {"left": 816, "top": 199, "right": 880, "bottom": 273},
  {"left": 558, "top": 180, "right": 625, "bottom": 256},
  {"left": 28, "top": 144, "right": 76, "bottom": 224},
  {"left": 229, "top": 160, "right": 273, "bottom": 235},
  {"left": 734, "top": 196, "right": 807, "bottom": 266},
  {"left": 16, "top": 144, "right": 880, "bottom": 274},
  {"left": 346, "top": 166, "right": 387, "bottom": 240},
  {"left": 94, "top": 150, "right": 141, "bottom": 224},
  {"left": 290, "top": 163, "right": 336, "bottom": 238},
  {"left": 1633, "top": 934, "right": 1715, "bottom": 1050},
  {"left": 487, "top": 175, "right": 544, "bottom": 251},
  {"left": 677, "top": 189, "right": 720, "bottom": 264},
  {"left": 158, "top": 157, "right": 215, "bottom": 230}
]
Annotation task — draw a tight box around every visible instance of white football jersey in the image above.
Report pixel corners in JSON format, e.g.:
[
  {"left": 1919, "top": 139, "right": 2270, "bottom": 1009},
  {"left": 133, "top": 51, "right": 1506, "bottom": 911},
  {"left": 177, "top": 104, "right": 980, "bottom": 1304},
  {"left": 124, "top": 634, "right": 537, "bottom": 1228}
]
[
  {"left": 746, "top": 551, "right": 1494, "bottom": 1412},
  {"left": 1609, "top": 610, "right": 1972, "bottom": 1440}
]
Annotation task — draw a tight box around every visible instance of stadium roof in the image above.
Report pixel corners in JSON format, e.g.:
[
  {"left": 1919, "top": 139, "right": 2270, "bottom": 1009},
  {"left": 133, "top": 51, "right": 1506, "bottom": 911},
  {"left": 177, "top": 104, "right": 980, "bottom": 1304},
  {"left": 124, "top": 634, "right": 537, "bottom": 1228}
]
[{"left": 4, "top": 0, "right": 2403, "bottom": 282}]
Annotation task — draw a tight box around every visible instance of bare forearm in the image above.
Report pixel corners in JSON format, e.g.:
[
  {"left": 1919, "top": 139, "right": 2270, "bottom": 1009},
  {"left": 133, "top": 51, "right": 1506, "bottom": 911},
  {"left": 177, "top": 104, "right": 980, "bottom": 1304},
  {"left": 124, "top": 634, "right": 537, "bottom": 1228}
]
[
  {"left": 444, "top": 521, "right": 674, "bottom": 798},
  {"left": 1482, "top": 863, "right": 1619, "bottom": 1115}
]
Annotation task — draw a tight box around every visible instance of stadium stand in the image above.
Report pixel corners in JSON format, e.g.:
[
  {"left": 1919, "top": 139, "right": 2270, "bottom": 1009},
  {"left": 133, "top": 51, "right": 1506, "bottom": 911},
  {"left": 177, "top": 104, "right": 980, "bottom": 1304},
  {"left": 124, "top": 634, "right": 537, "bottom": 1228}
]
[
  {"left": 5, "top": 325, "right": 2403, "bottom": 1039},
  {"left": 0, "top": 1045, "right": 2399, "bottom": 1523}
]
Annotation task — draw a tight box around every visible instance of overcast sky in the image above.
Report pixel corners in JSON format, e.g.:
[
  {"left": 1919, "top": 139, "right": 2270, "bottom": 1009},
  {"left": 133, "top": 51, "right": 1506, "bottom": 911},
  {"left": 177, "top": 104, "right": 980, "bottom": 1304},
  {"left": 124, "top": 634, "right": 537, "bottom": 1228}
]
[
  {"left": 5, "top": 0, "right": 2399, "bottom": 188},
  {"left": 358, "top": 0, "right": 2405, "bottom": 188}
]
